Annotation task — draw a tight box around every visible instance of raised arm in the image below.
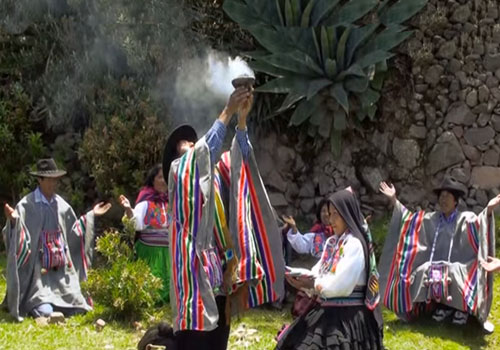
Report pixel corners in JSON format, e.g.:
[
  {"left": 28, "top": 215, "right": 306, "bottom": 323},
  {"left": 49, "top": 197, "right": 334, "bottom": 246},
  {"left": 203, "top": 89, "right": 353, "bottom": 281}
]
[{"left": 379, "top": 181, "right": 397, "bottom": 206}]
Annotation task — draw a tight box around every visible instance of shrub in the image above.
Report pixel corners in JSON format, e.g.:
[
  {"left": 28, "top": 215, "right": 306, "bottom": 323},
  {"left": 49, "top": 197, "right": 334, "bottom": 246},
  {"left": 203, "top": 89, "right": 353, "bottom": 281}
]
[{"left": 82, "top": 219, "right": 162, "bottom": 319}]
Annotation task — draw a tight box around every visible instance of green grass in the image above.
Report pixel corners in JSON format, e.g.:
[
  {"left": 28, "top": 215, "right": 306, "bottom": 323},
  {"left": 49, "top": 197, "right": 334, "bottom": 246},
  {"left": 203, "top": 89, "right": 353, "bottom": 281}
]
[{"left": 2, "top": 254, "right": 500, "bottom": 349}]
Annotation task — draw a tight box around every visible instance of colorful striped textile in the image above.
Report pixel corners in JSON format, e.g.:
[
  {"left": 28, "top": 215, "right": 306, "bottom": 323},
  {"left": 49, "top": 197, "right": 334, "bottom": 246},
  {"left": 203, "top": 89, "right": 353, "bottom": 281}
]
[
  {"left": 463, "top": 220, "right": 480, "bottom": 313},
  {"left": 321, "top": 286, "right": 365, "bottom": 307},
  {"left": 40, "top": 230, "right": 67, "bottom": 271},
  {"left": 16, "top": 225, "right": 31, "bottom": 268},
  {"left": 236, "top": 161, "right": 277, "bottom": 307},
  {"left": 383, "top": 206, "right": 424, "bottom": 314},
  {"left": 171, "top": 148, "right": 205, "bottom": 331},
  {"left": 136, "top": 232, "right": 169, "bottom": 247},
  {"left": 213, "top": 167, "right": 229, "bottom": 256},
  {"left": 74, "top": 216, "right": 88, "bottom": 279}
]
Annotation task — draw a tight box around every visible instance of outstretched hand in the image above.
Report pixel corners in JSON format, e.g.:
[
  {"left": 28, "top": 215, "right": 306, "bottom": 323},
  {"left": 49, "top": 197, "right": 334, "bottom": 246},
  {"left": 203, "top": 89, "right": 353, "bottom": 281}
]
[
  {"left": 282, "top": 215, "right": 297, "bottom": 233},
  {"left": 3, "top": 203, "right": 18, "bottom": 222},
  {"left": 118, "top": 195, "right": 134, "bottom": 218},
  {"left": 379, "top": 181, "right": 397, "bottom": 205},
  {"left": 487, "top": 193, "right": 500, "bottom": 215},
  {"left": 224, "top": 87, "right": 252, "bottom": 118},
  {"left": 93, "top": 202, "right": 112, "bottom": 216},
  {"left": 481, "top": 256, "right": 500, "bottom": 273}
]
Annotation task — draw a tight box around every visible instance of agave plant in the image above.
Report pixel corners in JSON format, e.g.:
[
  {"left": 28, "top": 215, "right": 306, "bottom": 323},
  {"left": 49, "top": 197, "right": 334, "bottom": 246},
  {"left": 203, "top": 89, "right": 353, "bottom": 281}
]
[{"left": 223, "top": 0, "right": 428, "bottom": 155}]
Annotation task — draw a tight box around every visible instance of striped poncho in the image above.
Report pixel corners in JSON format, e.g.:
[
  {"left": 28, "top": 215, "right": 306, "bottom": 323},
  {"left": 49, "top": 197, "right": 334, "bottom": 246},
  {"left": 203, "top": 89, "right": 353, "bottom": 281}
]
[
  {"left": 378, "top": 200, "right": 495, "bottom": 323},
  {"left": 168, "top": 134, "right": 285, "bottom": 333}
]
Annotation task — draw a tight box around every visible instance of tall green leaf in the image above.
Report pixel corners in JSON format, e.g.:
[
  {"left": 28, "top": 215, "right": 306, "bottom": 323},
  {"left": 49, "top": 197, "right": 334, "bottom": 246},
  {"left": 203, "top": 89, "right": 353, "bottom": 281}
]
[
  {"left": 311, "top": 0, "right": 340, "bottom": 26},
  {"left": 247, "top": 24, "right": 292, "bottom": 54},
  {"left": 289, "top": 98, "right": 316, "bottom": 125},
  {"left": 380, "top": 0, "right": 428, "bottom": 25},
  {"left": 356, "top": 50, "right": 393, "bottom": 69},
  {"left": 345, "top": 75, "right": 369, "bottom": 92},
  {"left": 325, "top": 58, "right": 337, "bottom": 79},
  {"left": 307, "top": 78, "right": 332, "bottom": 100},
  {"left": 301, "top": 0, "right": 316, "bottom": 27},
  {"left": 358, "top": 27, "right": 412, "bottom": 56},
  {"left": 330, "top": 83, "right": 349, "bottom": 113},
  {"left": 277, "top": 92, "right": 306, "bottom": 112},
  {"left": 336, "top": 26, "right": 351, "bottom": 72},
  {"left": 330, "top": 128, "right": 342, "bottom": 158},
  {"left": 333, "top": 108, "right": 347, "bottom": 130},
  {"left": 317, "top": 109, "right": 332, "bottom": 138},
  {"left": 250, "top": 59, "right": 293, "bottom": 77},
  {"left": 256, "top": 76, "right": 306, "bottom": 94},
  {"left": 260, "top": 51, "right": 322, "bottom": 77},
  {"left": 326, "top": 0, "right": 378, "bottom": 26},
  {"left": 345, "top": 24, "right": 378, "bottom": 66}
]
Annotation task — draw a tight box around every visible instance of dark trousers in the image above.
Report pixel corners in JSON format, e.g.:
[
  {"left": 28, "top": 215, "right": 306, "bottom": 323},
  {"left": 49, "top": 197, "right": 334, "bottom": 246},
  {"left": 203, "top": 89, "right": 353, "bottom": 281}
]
[{"left": 176, "top": 296, "right": 230, "bottom": 350}]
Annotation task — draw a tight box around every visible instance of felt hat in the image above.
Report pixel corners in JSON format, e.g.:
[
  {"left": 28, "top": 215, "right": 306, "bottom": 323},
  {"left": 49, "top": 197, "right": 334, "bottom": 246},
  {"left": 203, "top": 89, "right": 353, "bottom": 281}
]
[
  {"left": 433, "top": 176, "right": 467, "bottom": 198},
  {"left": 162, "top": 124, "right": 198, "bottom": 182},
  {"left": 29, "top": 158, "right": 67, "bottom": 178}
]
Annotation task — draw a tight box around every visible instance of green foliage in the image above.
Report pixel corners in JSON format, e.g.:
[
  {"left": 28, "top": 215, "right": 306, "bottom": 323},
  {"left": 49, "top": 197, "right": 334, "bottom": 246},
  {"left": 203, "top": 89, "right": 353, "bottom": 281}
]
[
  {"left": 82, "top": 228, "right": 162, "bottom": 319},
  {"left": 0, "top": 83, "right": 46, "bottom": 202},
  {"left": 224, "top": 0, "right": 428, "bottom": 156},
  {"left": 80, "top": 77, "right": 168, "bottom": 200}
]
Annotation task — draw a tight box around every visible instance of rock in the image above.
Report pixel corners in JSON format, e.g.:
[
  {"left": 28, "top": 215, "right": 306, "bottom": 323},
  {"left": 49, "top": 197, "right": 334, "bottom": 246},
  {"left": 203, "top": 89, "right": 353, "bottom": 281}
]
[
  {"left": 470, "top": 166, "right": 500, "bottom": 189},
  {"left": 491, "top": 88, "right": 500, "bottom": 101},
  {"left": 298, "top": 182, "right": 315, "bottom": 198},
  {"left": 265, "top": 170, "right": 287, "bottom": 193},
  {"left": 475, "top": 189, "right": 489, "bottom": 207},
  {"left": 426, "top": 129, "right": 437, "bottom": 150},
  {"left": 371, "top": 130, "right": 390, "bottom": 155},
  {"left": 318, "top": 174, "right": 334, "bottom": 196},
  {"left": 483, "top": 149, "right": 500, "bottom": 166},
  {"left": 95, "top": 319, "right": 106, "bottom": 332},
  {"left": 35, "top": 317, "right": 49, "bottom": 327},
  {"left": 466, "top": 89, "right": 478, "bottom": 107},
  {"left": 268, "top": 192, "right": 288, "bottom": 207},
  {"left": 451, "top": 167, "right": 471, "bottom": 183},
  {"left": 409, "top": 125, "right": 427, "bottom": 139},
  {"left": 448, "top": 59, "right": 462, "bottom": 73},
  {"left": 255, "top": 151, "right": 274, "bottom": 178},
  {"left": 276, "top": 145, "right": 295, "bottom": 173},
  {"left": 484, "top": 53, "right": 500, "bottom": 72},
  {"left": 478, "top": 85, "right": 490, "bottom": 103},
  {"left": 445, "top": 102, "right": 475, "bottom": 126},
  {"left": 285, "top": 183, "right": 299, "bottom": 202},
  {"left": 450, "top": 5, "right": 471, "bottom": 23},
  {"left": 48, "top": 312, "right": 65, "bottom": 324},
  {"left": 424, "top": 65, "right": 444, "bottom": 86},
  {"left": 477, "top": 113, "right": 491, "bottom": 127},
  {"left": 492, "top": 115, "right": 500, "bottom": 132},
  {"left": 437, "top": 41, "right": 457, "bottom": 59},
  {"left": 299, "top": 198, "right": 315, "bottom": 214},
  {"left": 464, "top": 127, "right": 495, "bottom": 146},
  {"left": 392, "top": 138, "right": 420, "bottom": 169},
  {"left": 427, "top": 132, "right": 466, "bottom": 174},
  {"left": 452, "top": 125, "right": 464, "bottom": 138},
  {"left": 359, "top": 167, "right": 385, "bottom": 193}
]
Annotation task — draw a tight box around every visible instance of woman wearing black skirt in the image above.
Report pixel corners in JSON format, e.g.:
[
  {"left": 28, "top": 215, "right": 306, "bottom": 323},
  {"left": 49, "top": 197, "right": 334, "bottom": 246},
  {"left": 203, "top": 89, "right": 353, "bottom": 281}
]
[{"left": 277, "top": 189, "right": 384, "bottom": 350}]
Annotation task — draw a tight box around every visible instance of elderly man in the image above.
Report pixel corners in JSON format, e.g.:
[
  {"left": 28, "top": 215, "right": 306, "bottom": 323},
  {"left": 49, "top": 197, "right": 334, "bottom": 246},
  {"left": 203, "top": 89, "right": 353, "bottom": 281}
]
[
  {"left": 2, "top": 158, "right": 111, "bottom": 321},
  {"left": 164, "top": 86, "right": 284, "bottom": 350},
  {"left": 378, "top": 177, "right": 500, "bottom": 331}
]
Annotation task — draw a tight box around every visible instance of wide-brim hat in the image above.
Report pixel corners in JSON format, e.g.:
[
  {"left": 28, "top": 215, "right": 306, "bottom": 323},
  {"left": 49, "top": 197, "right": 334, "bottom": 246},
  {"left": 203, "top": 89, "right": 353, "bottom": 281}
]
[
  {"left": 433, "top": 176, "right": 467, "bottom": 198},
  {"left": 162, "top": 124, "right": 198, "bottom": 183},
  {"left": 29, "top": 158, "right": 67, "bottom": 178}
]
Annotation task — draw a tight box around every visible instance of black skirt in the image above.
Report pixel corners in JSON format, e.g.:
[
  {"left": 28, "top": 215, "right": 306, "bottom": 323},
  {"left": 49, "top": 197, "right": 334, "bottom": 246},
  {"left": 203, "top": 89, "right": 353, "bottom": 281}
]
[{"left": 276, "top": 305, "right": 383, "bottom": 350}]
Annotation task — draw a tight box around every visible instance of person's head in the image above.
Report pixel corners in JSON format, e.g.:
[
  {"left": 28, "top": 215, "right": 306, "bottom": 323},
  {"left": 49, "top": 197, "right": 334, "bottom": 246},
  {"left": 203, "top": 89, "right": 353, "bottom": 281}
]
[
  {"left": 144, "top": 164, "right": 167, "bottom": 193},
  {"left": 327, "top": 189, "right": 366, "bottom": 239},
  {"left": 176, "top": 139, "right": 195, "bottom": 157},
  {"left": 137, "top": 322, "right": 176, "bottom": 350},
  {"left": 162, "top": 125, "right": 198, "bottom": 183},
  {"left": 316, "top": 199, "right": 330, "bottom": 226},
  {"left": 37, "top": 176, "right": 59, "bottom": 199},
  {"left": 438, "top": 189, "right": 459, "bottom": 217},
  {"left": 433, "top": 177, "right": 465, "bottom": 217}
]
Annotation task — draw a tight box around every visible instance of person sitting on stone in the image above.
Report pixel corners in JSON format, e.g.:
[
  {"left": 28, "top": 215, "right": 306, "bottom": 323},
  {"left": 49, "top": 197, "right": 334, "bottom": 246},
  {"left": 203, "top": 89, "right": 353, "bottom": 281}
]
[
  {"left": 282, "top": 198, "right": 333, "bottom": 259},
  {"left": 2, "top": 158, "right": 111, "bottom": 321},
  {"left": 118, "top": 164, "right": 170, "bottom": 304},
  {"left": 378, "top": 176, "right": 500, "bottom": 331}
]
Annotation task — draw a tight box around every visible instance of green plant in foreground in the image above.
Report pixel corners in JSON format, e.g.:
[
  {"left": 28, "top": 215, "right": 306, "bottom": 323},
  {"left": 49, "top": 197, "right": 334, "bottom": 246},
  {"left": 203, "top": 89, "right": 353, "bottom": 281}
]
[{"left": 223, "top": 0, "right": 428, "bottom": 155}]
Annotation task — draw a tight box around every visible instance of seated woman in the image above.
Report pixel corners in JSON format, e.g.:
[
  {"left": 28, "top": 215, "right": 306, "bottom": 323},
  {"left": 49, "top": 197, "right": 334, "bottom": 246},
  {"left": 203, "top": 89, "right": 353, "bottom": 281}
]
[
  {"left": 119, "top": 164, "right": 170, "bottom": 304},
  {"left": 277, "top": 189, "right": 383, "bottom": 350},
  {"left": 282, "top": 199, "right": 333, "bottom": 259}
]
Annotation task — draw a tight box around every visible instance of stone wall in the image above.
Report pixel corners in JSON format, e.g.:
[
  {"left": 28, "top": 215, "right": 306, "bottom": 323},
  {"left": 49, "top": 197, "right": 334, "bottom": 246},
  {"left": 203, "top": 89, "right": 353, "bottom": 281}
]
[{"left": 255, "top": 0, "right": 500, "bottom": 221}]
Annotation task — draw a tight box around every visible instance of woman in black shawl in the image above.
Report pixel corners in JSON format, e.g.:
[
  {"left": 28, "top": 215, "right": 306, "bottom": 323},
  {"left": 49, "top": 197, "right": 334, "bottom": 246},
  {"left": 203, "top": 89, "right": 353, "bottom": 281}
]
[{"left": 276, "top": 189, "right": 384, "bottom": 350}]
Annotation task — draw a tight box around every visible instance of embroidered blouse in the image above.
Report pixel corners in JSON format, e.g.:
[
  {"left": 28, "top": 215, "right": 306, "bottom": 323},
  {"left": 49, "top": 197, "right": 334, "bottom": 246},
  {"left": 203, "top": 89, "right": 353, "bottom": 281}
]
[
  {"left": 312, "top": 232, "right": 366, "bottom": 299},
  {"left": 287, "top": 229, "right": 328, "bottom": 258}
]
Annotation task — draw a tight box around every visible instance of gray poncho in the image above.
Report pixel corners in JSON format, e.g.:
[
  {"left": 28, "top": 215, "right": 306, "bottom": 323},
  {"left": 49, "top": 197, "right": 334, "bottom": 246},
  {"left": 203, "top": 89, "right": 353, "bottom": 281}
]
[
  {"left": 378, "top": 200, "right": 495, "bottom": 322},
  {"left": 2, "top": 190, "right": 96, "bottom": 321}
]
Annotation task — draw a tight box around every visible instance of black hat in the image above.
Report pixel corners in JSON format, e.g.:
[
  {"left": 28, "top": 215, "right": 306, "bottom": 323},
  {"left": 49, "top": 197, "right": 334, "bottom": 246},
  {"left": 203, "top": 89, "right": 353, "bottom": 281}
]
[
  {"left": 433, "top": 176, "right": 467, "bottom": 198},
  {"left": 29, "top": 158, "right": 67, "bottom": 178},
  {"left": 162, "top": 124, "right": 198, "bottom": 182}
]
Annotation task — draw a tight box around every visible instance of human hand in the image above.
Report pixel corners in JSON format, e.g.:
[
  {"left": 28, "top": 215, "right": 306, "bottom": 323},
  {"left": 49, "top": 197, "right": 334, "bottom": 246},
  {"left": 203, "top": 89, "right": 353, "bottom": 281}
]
[
  {"left": 118, "top": 195, "right": 131, "bottom": 210},
  {"left": 487, "top": 194, "right": 500, "bottom": 215},
  {"left": 285, "top": 274, "right": 315, "bottom": 291},
  {"left": 379, "top": 181, "right": 397, "bottom": 205},
  {"left": 93, "top": 202, "right": 112, "bottom": 216},
  {"left": 481, "top": 256, "right": 500, "bottom": 273},
  {"left": 282, "top": 215, "right": 297, "bottom": 233},
  {"left": 3, "top": 203, "right": 18, "bottom": 222},
  {"left": 223, "top": 87, "right": 252, "bottom": 117}
]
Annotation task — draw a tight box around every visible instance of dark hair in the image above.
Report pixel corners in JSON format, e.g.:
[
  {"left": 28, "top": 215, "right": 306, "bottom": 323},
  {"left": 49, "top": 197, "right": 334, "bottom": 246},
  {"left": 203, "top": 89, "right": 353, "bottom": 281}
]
[
  {"left": 315, "top": 198, "right": 330, "bottom": 223},
  {"left": 137, "top": 322, "right": 176, "bottom": 350},
  {"left": 437, "top": 189, "right": 461, "bottom": 204},
  {"left": 144, "top": 164, "right": 163, "bottom": 188}
]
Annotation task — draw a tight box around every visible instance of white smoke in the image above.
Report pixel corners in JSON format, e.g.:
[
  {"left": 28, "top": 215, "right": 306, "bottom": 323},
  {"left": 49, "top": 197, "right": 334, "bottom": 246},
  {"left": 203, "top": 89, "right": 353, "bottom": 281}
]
[{"left": 206, "top": 54, "right": 254, "bottom": 99}]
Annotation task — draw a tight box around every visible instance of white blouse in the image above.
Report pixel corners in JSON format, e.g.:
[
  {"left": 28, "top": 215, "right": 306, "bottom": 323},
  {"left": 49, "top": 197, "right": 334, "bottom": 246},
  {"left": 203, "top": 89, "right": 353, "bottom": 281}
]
[{"left": 312, "top": 233, "right": 366, "bottom": 299}]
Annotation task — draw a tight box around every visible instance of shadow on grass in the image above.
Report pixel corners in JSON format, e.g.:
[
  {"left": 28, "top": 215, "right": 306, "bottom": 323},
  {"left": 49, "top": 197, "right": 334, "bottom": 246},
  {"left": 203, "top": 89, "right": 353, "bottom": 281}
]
[{"left": 385, "top": 315, "right": 488, "bottom": 350}]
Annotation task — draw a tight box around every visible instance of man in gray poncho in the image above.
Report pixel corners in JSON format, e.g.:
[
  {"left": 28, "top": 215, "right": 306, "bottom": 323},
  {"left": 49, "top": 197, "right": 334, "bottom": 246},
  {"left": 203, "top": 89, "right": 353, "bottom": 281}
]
[
  {"left": 2, "top": 158, "right": 111, "bottom": 321},
  {"left": 378, "top": 177, "right": 500, "bottom": 332}
]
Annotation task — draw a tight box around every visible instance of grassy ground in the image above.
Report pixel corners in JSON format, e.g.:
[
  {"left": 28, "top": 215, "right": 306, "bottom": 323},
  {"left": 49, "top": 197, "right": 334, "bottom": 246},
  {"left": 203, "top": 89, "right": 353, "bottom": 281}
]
[{"left": 2, "top": 256, "right": 500, "bottom": 349}]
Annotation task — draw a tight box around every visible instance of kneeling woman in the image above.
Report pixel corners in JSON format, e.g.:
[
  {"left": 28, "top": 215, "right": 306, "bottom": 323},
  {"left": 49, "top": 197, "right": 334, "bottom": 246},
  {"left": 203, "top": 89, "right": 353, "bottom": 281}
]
[{"left": 277, "top": 189, "right": 384, "bottom": 350}]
